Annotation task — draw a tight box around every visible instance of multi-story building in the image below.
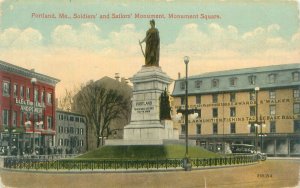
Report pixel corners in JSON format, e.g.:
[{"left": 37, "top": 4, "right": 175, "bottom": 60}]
[
  {"left": 55, "top": 110, "right": 86, "bottom": 154},
  {"left": 0, "top": 60, "right": 60, "bottom": 155},
  {"left": 172, "top": 63, "right": 300, "bottom": 156}
]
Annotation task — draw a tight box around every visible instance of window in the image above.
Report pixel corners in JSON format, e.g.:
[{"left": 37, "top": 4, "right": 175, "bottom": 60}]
[
  {"left": 64, "top": 139, "right": 69, "bottom": 146},
  {"left": 70, "top": 127, "right": 74, "bottom": 134},
  {"left": 180, "top": 82, "right": 185, "bottom": 90},
  {"left": 269, "top": 90, "right": 276, "bottom": 100},
  {"left": 294, "top": 120, "right": 300, "bottom": 133},
  {"left": 13, "top": 111, "right": 17, "bottom": 127},
  {"left": 26, "top": 88, "right": 30, "bottom": 99},
  {"left": 2, "top": 81, "right": 10, "bottom": 96},
  {"left": 80, "top": 128, "right": 84, "bottom": 135},
  {"left": 195, "top": 80, "right": 202, "bottom": 89},
  {"left": 250, "top": 123, "right": 255, "bottom": 133},
  {"left": 230, "top": 93, "right": 236, "bottom": 102},
  {"left": 20, "top": 112, "right": 24, "bottom": 126},
  {"left": 70, "top": 116, "right": 74, "bottom": 121},
  {"left": 294, "top": 103, "right": 300, "bottom": 114},
  {"left": 229, "top": 77, "right": 237, "bottom": 86},
  {"left": 212, "top": 94, "right": 218, "bottom": 103},
  {"left": 270, "top": 121, "right": 276, "bottom": 133},
  {"left": 248, "top": 75, "right": 256, "bottom": 85},
  {"left": 181, "top": 124, "right": 186, "bottom": 134},
  {"left": 270, "top": 105, "right": 276, "bottom": 116},
  {"left": 196, "top": 124, "right": 201, "bottom": 134},
  {"left": 213, "top": 108, "right": 218, "bottom": 118},
  {"left": 34, "top": 89, "right": 38, "bottom": 101},
  {"left": 47, "top": 93, "right": 52, "bottom": 104},
  {"left": 196, "top": 95, "right": 201, "bottom": 104},
  {"left": 268, "top": 74, "right": 276, "bottom": 84},
  {"left": 293, "top": 72, "right": 300, "bottom": 81},
  {"left": 180, "top": 96, "right": 186, "bottom": 106},
  {"left": 41, "top": 91, "right": 44, "bottom": 103},
  {"left": 2, "top": 109, "right": 9, "bottom": 127},
  {"left": 80, "top": 117, "right": 85, "bottom": 123},
  {"left": 13, "top": 84, "right": 18, "bottom": 98},
  {"left": 47, "top": 116, "right": 53, "bottom": 129},
  {"left": 76, "top": 128, "right": 79, "bottom": 135},
  {"left": 80, "top": 140, "right": 84, "bottom": 147},
  {"left": 59, "top": 139, "right": 63, "bottom": 146},
  {"left": 230, "top": 123, "right": 236, "bottom": 134},
  {"left": 75, "top": 117, "right": 79, "bottom": 122},
  {"left": 250, "top": 106, "right": 256, "bottom": 116},
  {"left": 20, "top": 86, "right": 24, "bottom": 98},
  {"left": 212, "top": 79, "right": 219, "bottom": 88},
  {"left": 230, "top": 107, "right": 236, "bottom": 117},
  {"left": 294, "top": 89, "right": 300, "bottom": 98},
  {"left": 213, "top": 123, "right": 218, "bottom": 134},
  {"left": 250, "top": 91, "right": 255, "bottom": 101}
]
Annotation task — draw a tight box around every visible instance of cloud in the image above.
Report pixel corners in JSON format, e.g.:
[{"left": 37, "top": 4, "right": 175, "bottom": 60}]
[
  {"left": 51, "top": 22, "right": 107, "bottom": 50},
  {"left": 0, "top": 27, "right": 43, "bottom": 48}
]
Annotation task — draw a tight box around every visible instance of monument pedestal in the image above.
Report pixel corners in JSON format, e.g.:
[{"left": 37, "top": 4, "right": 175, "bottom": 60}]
[{"left": 106, "top": 66, "right": 178, "bottom": 146}]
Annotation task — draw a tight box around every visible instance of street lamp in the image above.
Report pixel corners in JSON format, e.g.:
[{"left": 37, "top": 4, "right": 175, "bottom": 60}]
[
  {"left": 254, "top": 87, "right": 259, "bottom": 153},
  {"left": 184, "top": 56, "right": 191, "bottom": 171},
  {"left": 31, "top": 77, "right": 37, "bottom": 156}
]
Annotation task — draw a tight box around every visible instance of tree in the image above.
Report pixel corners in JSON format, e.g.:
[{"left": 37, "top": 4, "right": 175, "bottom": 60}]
[
  {"left": 72, "top": 77, "right": 132, "bottom": 148},
  {"left": 58, "top": 86, "right": 79, "bottom": 111}
]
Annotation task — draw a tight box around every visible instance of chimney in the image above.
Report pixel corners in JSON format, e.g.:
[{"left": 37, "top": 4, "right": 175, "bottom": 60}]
[
  {"left": 115, "top": 73, "right": 120, "bottom": 81},
  {"left": 178, "top": 72, "right": 181, "bottom": 79}
]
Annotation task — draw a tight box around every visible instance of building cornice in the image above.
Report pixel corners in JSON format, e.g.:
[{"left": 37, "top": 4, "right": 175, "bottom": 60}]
[{"left": 0, "top": 60, "right": 60, "bottom": 86}]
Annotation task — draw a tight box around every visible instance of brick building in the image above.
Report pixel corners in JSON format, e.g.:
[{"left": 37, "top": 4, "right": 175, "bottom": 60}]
[{"left": 0, "top": 60, "right": 60, "bottom": 155}]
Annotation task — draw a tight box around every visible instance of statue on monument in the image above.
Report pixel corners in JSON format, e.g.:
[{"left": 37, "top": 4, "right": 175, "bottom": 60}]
[{"left": 139, "top": 20, "right": 160, "bottom": 67}]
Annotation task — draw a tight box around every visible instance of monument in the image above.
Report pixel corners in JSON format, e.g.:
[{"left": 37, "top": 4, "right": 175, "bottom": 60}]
[{"left": 107, "top": 20, "right": 178, "bottom": 145}]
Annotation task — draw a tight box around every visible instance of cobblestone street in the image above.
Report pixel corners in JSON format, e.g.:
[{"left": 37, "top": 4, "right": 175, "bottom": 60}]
[{"left": 0, "top": 159, "right": 299, "bottom": 188}]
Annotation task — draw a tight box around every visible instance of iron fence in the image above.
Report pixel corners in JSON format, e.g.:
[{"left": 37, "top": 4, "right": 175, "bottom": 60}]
[{"left": 3, "top": 154, "right": 258, "bottom": 171}]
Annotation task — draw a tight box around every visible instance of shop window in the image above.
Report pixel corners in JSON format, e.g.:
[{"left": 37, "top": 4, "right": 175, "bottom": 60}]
[
  {"left": 2, "top": 81, "right": 10, "bottom": 96},
  {"left": 270, "top": 121, "right": 276, "bottom": 133},
  {"left": 34, "top": 89, "right": 38, "bottom": 101},
  {"left": 230, "top": 123, "right": 236, "bottom": 134}
]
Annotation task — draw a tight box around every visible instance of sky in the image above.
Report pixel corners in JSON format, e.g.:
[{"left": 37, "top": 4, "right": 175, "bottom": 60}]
[{"left": 0, "top": 0, "right": 299, "bottom": 99}]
